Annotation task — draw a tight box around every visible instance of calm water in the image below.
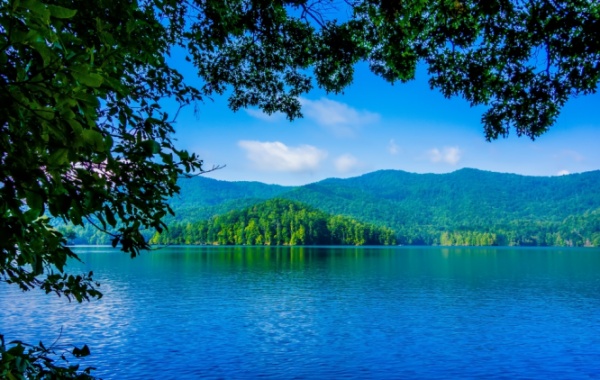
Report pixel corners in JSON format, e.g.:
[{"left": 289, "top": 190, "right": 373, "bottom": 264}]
[{"left": 1, "top": 246, "right": 600, "bottom": 379}]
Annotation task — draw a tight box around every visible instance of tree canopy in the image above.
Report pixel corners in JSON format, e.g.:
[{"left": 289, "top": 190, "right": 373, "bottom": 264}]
[
  {"left": 1, "top": 0, "right": 599, "bottom": 377},
  {"left": 149, "top": 198, "right": 397, "bottom": 246},
  {"left": 180, "top": 0, "right": 600, "bottom": 140}
]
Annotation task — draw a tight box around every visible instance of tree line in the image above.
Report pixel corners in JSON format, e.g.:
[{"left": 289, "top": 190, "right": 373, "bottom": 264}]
[
  {"left": 58, "top": 205, "right": 600, "bottom": 248},
  {"left": 148, "top": 199, "right": 397, "bottom": 246}
]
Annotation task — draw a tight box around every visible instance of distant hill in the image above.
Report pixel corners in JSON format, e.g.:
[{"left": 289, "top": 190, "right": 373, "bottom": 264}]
[
  {"left": 281, "top": 169, "right": 600, "bottom": 244},
  {"left": 166, "top": 177, "right": 291, "bottom": 222},
  {"left": 166, "top": 169, "right": 600, "bottom": 246},
  {"left": 64, "top": 169, "right": 600, "bottom": 246}
]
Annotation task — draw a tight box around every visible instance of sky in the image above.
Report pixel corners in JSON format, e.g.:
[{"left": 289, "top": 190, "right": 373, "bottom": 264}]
[{"left": 167, "top": 55, "right": 600, "bottom": 186}]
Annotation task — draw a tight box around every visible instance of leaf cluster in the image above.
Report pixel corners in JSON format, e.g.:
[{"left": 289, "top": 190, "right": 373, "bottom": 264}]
[
  {"left": 0, "top": 334, "right": 93, "bottom": 380},
  {"left": 177, "top": 0, "right": 600, "bottom": 139},
  {"left": 1, "top": 0, "right": 204, "bottom": 302}
]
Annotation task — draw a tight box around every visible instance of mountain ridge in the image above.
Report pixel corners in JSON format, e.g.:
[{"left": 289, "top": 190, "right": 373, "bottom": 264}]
[
  {"left": 64, "top": 168, "right": 600, "bottom": 246},
  {"left": 168, "top": 168, "right": 600, "bottom": 246}
]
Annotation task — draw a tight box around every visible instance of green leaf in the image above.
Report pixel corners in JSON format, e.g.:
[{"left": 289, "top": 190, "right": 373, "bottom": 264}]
[
  {"left": 72, "top": 71, "right": 104, "bottom": 88},
  {"left": 35, "top": 106, "right": 55, "bottom": 120},
  {"left": 21, "top": 0, "right": 50, "bottom": 23},
  {"left": 104, "top": 134, "right": 114, "bottom": 151},
  {"left": 48, "top": 5, "right": 77, "bottom": 19},
  {"left": 26, "top": 191, "right": 44, "bottom": 215},
  {"left": 48, "top": 148, "right": 69, "bottom": 166},
  {"left": 73, "top": 91, "right": 100, "bottom": 107},
  {"left": 30, "top": 40, "right": 54, "bottom": 67},
  {"left": 67, "top": 119, "right": 83, "bottom": 135},
  {"left": 10, "top": 30, "right": 37, "bottom": 44},
  {"left": 141, "top": 140, "right": 161, "bottom": 155},
  {"left": 81, "top": 129, "right": 105, "bottom": 151}
]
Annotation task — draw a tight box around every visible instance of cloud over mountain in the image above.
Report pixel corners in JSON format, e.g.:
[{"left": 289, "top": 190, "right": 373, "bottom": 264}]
[
  {"left": 238, "top": 140, "right": 327, "bottom": 172},
  {"left": 426, "top": 146, "right": 462, "bottom": 165}
]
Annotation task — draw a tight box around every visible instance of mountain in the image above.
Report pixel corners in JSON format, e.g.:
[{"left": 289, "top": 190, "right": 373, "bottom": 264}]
[
  {"left": 283, "top": 168, "right": 600, "bottom": 238},
  {"left": 166, "top": 177, "right": 291, "bottom": 222},
  {"left": 166, "top": 168, "right": 600, "bottom": 246},
  {"left": 63, "top": 169, "right": 600, "bottom": 246}
]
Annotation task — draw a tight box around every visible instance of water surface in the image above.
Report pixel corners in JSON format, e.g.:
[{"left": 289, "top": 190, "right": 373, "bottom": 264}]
[{"left": 1, "top": 246, "right": 599, "bottom": 379}]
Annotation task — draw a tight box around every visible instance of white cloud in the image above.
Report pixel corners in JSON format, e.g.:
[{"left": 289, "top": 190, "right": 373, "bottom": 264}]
[
  {"left": 426, "top": 146, "right": 462, "bottom": 165},
  {"left": 300, "top": 97, "right": 380, "bottom": 136},
  {"left": 334, "top": 154, "right": 360, "bottom": 173},
  {"left": 238, "top": 140, "right": 327, "bottom": 172},
  {"left": 388, "top": 139, "right": 399, "bottom": 155},
  {"left": 557, "top": 170, "right": 570, "bottom": 176},
  {"left": 245, "top": 109, "right": 285, "bottom": 122}
]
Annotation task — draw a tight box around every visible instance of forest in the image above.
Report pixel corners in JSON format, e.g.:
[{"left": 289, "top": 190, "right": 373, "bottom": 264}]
[
  {"left": 60, "top": 169, "right": 600, "bottom": 247},
  {"left": 150, "top": 199, "right": 397, "bottom": 246}
]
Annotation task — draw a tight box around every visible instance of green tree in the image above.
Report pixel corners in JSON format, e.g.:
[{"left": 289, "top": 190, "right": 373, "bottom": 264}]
[
  {"left": 2, "top": 0, "right": 600, "bottom": 377},
  {"left": 244, "top": 218, "right": 261, "bottom": 245},
  {"left": 151, "top": 198, "right": 396, "bottom": 246}
]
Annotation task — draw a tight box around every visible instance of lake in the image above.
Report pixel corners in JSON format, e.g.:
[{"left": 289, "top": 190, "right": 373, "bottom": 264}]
[{"left": 1, "top": 246, "right": 600, "bottom": 379}]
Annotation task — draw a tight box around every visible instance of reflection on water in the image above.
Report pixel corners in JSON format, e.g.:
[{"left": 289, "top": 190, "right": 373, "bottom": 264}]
[{"left": 1, "top": 246, "right": 600, "bottom": 379}]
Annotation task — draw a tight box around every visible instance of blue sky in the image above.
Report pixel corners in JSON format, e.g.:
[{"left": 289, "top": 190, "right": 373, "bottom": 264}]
[{"left": 168, "top": 57, "right": 600, "bottom": 186}]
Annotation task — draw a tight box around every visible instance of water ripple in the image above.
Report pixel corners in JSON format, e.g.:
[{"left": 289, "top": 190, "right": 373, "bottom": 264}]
[{"left": 1, "top": 246, "right": 599, "bottom": 379}]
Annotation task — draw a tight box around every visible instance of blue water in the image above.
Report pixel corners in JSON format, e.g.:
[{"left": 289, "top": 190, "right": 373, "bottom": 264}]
[{"left": 1, "top": 246, "right": 600, "bottom": 379}]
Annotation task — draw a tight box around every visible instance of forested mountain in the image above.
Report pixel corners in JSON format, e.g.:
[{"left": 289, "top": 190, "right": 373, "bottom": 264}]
[
  {"left": 64, "top": 169, "right": 600, "bottom": 246},
  {"left": 282, "top": 169, "right": 600, "bottom": 245},
  {"left": 150, "top": 199, "right": 396, "bottom": 246},
  {"left": 167, "top": 177, "right": 291, "bottom": 222}
]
